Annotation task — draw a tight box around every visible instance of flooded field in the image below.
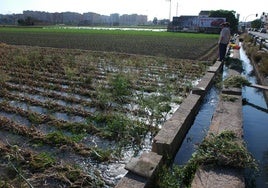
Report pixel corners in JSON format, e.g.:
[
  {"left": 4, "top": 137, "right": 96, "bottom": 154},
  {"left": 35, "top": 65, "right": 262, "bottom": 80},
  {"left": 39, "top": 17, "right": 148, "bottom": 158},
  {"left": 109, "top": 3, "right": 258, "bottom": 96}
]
[{"left": 0, "top": 43, "right": 209, "bottom": 187}]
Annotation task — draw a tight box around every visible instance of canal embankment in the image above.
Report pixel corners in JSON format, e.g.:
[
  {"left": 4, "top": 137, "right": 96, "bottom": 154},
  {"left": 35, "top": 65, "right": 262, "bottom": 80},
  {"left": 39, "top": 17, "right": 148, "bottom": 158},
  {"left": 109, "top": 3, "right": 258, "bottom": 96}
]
[
  {"left": 242, "top": 33, "right": 268, "bottom": 105},
  {"left": 240, "top": 36, "right": 268, "bottom": 187},
  {"left": 116, "top": 56, "right": 223, "bottom": 188},
  {"left": 191, "top": 40, "right": 247, "bottom": 188},
  {"left": 115, "top": 34, "right": 267, "bottom": 188}
]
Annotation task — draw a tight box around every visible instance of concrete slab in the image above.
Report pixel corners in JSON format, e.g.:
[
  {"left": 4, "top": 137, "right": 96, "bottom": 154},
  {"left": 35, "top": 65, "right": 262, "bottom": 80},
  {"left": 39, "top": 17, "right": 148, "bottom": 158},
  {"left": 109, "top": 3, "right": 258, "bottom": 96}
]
[
  {"left": 115, "top": 172, "right": 147, "bottom": 188},
  {"left": 192, "top": 42, "right": 245, "bottom": 187},
  {"left": 175, "top": 93, "right": 202, "bottom": 115},
  {"left": 192, "top": 72, "right": 215, "bottom": 96},
  {"left": 226, "top": 69, "right": 241, "bottom": 77},
  {"left": 232, "top": 49, "right": 240, "bottom": 59},
  {"left": 192, "top": 166, "right": 245, "bottom": 188},
  {"left": 192, "top": 95, "right": 245, "bottom": 187},
  {"left": 152, "top": 94, "right": 202, "bottom": 157},
  {"left": 222, "top": 87, "right": 242, "bottom": 95},
  {"left": 125, "top": 151, "right": 162, "bottom": 178},
  {"left": 208, "top": 61, "right": 223, "bottom": 74},
  {"left": 208, "top": 95, "right": 243, "bottom": 138},
  {"left": 152, "top": 118, "right": 187, "bottom": 157}
]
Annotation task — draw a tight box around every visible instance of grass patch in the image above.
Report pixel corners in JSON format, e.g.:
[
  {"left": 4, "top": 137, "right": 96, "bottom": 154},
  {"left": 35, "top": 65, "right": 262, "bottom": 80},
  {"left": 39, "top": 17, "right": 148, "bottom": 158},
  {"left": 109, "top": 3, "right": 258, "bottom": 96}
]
[
  {"left": 45, "top": 131, "right": 84, "bottom": 145},
  {"left": 195, "top": 131, "right": 257, "bottom": 169},
  {"left": 225, "top": 57, "right": 244, "bottom": 73},
  {"left": 90, "top": 147, "right": 114, "bottom": 162},
  {"left": 223, "top": 75, "right": 251, "bottom": 88},
  {"left": 110, "top": 73, "right": 132, "bottom": 101},
  {"left": 156, "top": 131, "right": 258, "bottom": 187},
  {"left": 258, "top": 53, "right": 268, "bottom": 76},
  {"left": 30, "top": 152, "right": 55, "bottom": 172},
  {"left": 94, "top": 112, "right": 147, "bottom": 144},
  {"left": 242, "top": 33, "right": 268, "bottom": 76},
  {"left": 221, "top": 94, "right": 239, "bottom": 102}
]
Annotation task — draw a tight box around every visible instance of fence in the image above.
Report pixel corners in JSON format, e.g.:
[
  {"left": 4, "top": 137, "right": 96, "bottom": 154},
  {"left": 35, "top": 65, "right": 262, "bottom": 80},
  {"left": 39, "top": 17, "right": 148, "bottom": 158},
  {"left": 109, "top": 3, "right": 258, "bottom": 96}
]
[{"left": 248, "top": 33, "right": 268, "bottom": 51}]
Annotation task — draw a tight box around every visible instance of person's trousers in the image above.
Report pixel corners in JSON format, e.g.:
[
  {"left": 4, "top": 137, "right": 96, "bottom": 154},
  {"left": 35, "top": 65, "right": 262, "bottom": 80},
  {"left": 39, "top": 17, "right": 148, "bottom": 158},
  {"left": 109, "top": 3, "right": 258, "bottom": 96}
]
[{"left": 219, "top": 43, "right": 228, "bottom": 61}]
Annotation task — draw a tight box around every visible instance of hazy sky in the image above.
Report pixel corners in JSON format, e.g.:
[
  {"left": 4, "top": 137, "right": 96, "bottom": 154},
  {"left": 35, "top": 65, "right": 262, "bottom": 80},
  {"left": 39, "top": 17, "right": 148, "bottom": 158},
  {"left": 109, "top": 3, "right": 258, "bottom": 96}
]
[{"left": 0, "top": 0, "right": 266, "bottom": 21}]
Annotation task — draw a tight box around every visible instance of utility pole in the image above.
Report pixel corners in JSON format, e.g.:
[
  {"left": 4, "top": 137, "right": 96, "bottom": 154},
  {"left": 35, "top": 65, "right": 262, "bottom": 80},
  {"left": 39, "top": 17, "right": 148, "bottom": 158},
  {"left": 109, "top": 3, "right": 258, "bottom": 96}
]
[
  {"left": 176, "top": 1, "right": 178, "bottom": 16},
  {"left": 169, "top": 0, "right": 172, "bottom": 21},
  {"left": 166, "top": 0, "right": 172, "bottom": 21}
]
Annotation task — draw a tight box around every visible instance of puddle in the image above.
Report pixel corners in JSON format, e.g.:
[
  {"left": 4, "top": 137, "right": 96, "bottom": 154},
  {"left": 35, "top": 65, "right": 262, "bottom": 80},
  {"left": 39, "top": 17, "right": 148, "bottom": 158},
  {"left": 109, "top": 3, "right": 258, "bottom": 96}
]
[
  {"left": 7, "top": 82, "right": 92, "bottom": 102},
  {"left": 8, "top": 100, "right": 48, "bottom": 114},
  {"left": 53, "top": 112, "right": 86, "bottom": 123},
  {"left": 0, "top": 111, "right": 31, "bottom": 126}
]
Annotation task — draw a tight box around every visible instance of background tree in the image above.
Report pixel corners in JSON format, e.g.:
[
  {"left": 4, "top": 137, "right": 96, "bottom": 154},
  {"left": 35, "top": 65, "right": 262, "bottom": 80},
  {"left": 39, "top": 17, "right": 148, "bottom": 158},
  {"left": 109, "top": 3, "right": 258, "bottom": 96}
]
[
  {"left": 17, "top": 16, "right": 35, "bottom": 26},
  {"left": 251, "top": 19, "right": 262, "bottom": 29},
  {"left": 153, "top": 17, "right": 158, "bottom": 25},
  {"left": 209, "top": 10, "right": 239, "bottom": 34}
]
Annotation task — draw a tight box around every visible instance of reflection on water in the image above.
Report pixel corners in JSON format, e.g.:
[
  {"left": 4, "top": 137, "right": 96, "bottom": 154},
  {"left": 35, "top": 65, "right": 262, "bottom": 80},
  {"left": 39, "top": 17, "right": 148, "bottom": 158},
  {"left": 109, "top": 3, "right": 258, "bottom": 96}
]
[
  {"left": 174, "top": 86, "right": 220, "bottom": 165},
  {"left": 174, "top": 45, "right": 268, "bottom": 187},
  {"left": 240, "top": 46, "right": 268, "bottom": 187},
  {"left": 45, "top": 26, "right": 167, "bottom": 32}
]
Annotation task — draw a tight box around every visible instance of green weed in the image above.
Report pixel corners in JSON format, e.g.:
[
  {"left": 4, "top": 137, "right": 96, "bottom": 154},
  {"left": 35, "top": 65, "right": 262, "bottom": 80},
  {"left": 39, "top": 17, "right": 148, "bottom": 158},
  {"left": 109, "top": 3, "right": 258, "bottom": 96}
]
[
  {"left": 110, "top": 73, "right": 132, "bottom": 101},
  {"left": 223, "top": 75, "right": 251, "bottom": 88},
  {"left": 30, "top": 152, "right": 55, "bottom": 172},
  {"left": 156, "top": 131, "right": 258, "bottom": 187},
  {"left": 91, "top": 147, "right": 113, "bottom": 162},
  {"left": 221, "top": 94, "right": 239, "bottom": 102},
  {"left": 28, "top": 113, "right": 44, "bottom": 124},
  {"left": 225, "top": 57, "right": 244, "bottom": 73}
]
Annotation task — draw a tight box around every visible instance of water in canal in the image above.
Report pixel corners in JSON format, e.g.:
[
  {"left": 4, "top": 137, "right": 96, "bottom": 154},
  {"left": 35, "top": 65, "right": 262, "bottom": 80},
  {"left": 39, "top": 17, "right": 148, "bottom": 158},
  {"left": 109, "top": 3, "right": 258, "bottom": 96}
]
[
  {"left": 173, "top": 86, "right": 220, "bottom": 165},
  {"left": 240, "top": 46, "right": 268, "bottom": 187},
  {"left": 174, "top": 45, "right": 268, "bottom": 187}
]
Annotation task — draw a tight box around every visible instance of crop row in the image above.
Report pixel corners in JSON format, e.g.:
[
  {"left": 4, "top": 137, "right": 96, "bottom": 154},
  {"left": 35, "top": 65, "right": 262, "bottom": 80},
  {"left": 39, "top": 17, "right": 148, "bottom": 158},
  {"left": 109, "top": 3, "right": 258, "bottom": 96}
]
[{"left": 0, "top": 43, "right": 209, "bottom": 186}]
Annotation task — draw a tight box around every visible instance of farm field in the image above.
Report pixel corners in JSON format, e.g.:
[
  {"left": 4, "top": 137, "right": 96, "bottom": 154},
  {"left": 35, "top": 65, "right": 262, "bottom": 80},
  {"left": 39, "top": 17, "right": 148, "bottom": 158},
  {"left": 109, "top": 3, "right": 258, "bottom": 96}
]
[
  {"left": 0, "top": 27, "right": 218, "bottom": 187},
  {"left": 0, "top": 26, "right": 219, "bottom": 59}
]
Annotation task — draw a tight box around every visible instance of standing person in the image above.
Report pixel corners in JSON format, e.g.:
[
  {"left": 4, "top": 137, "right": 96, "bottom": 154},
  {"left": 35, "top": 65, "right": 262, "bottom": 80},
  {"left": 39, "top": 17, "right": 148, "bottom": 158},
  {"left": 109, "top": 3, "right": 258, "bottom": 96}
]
[{"left": 218, "top": 22, "right": 231, "bottom": 61}]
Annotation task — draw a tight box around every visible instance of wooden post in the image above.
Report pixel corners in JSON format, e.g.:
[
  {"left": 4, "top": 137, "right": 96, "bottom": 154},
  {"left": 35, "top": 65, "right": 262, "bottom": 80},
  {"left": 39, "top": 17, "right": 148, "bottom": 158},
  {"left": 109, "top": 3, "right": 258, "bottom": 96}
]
[{"left": 249, "top": 84, "right": 268, "bottom": 91}]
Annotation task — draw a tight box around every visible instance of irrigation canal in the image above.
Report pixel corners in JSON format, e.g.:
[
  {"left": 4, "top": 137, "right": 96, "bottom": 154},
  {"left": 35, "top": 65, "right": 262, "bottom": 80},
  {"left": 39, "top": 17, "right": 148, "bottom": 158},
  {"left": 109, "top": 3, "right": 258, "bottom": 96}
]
[
  {"left": 173, "top": 86, "right": 220, "bottom": 165},
  {"left": 173, "top": 44, "right": 268, "bottom": 187},
  {"left": 241, "top": 45, "right": 268, "bottom": 187}
]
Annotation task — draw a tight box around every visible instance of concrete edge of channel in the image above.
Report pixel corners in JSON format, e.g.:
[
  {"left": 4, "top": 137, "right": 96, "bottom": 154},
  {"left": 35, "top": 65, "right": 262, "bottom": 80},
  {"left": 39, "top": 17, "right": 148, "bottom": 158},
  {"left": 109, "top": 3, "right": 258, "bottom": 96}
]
[
  {"left": 115, "top": 60, "right": 223, "bottom": 188},
  {"left": 191, "top": 46, "right": 246, "bottom": 188}
]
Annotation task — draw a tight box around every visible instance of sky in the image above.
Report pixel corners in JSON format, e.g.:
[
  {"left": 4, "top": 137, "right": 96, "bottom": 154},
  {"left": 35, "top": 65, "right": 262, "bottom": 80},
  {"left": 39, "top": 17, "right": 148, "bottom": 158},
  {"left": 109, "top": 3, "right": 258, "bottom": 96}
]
[{"left": 0, "top": 0, "right": 266, "bottom": 21}]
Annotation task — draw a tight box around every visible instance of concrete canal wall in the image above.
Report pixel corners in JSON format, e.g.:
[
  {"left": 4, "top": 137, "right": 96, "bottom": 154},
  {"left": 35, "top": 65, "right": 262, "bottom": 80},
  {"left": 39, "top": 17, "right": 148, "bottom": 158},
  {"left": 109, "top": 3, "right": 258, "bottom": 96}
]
[
  {"left": 191, "top": 44, "right": 246, "bottom": 188},
  {"left": 115, "top": 60, "right": 223, "bottom": 188}
]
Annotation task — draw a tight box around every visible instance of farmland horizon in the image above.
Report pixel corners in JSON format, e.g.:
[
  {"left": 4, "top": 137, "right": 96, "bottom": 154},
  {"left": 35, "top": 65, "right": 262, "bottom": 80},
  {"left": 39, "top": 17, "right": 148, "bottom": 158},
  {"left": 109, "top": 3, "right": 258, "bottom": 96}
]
[{"left": 0, "top": 26, "right": 219, "bottom": 59}]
